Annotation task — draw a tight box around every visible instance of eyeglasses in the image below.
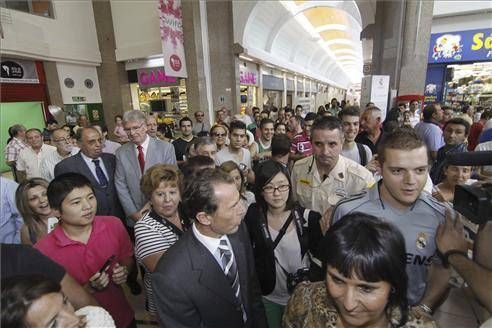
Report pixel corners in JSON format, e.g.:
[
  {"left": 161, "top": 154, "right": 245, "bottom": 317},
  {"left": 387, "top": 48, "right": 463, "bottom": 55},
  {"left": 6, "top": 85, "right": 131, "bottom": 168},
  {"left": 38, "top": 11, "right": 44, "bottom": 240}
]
[
  {"left": 213, "top": 133, "right": 226, "bottom": 137},
  {"left": 124, "top": 122, "right": 145, "bottom": 133},
  {"left": 53, "top": 137, "right": 71, "bottom": 143},
  {"left": 263, "top": 184, "right": 290, "bottom": 193}
]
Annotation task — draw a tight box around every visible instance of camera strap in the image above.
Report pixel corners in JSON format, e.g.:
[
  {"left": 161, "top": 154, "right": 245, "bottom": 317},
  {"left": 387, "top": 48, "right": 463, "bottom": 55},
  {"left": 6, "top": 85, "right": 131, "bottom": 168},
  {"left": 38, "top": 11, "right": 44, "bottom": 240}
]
[{"left": 272, "top": 213, "right": 294, "bottom": 250}]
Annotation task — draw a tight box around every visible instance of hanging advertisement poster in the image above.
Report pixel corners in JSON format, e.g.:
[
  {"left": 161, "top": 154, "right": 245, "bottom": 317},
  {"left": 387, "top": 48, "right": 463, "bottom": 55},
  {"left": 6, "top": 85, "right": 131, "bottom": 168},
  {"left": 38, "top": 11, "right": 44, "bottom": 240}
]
[{"left": 158, "top": 0, "right": 187, "bottom": 78}]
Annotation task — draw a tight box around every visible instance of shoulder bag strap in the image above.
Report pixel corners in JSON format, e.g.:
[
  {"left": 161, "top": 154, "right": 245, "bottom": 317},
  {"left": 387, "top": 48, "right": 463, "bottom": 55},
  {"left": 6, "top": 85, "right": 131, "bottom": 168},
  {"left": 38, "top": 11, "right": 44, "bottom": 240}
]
[{"left": 356, "top": 142, "right": 367, "bottom": 166}]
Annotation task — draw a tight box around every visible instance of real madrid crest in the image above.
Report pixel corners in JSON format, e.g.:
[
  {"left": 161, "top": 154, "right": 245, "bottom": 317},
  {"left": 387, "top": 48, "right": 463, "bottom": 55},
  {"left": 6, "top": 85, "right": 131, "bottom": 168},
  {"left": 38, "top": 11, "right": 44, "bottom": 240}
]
[{"left": 416, "top": 232, "right": 427, "bottom": 249}]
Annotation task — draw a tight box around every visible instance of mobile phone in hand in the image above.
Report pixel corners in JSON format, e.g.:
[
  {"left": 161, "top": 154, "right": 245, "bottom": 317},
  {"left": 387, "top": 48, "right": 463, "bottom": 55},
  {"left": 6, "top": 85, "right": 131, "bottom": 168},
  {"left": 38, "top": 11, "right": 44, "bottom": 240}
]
[{"left": 98, "top": 255, "right": 115, "bottom": 274}]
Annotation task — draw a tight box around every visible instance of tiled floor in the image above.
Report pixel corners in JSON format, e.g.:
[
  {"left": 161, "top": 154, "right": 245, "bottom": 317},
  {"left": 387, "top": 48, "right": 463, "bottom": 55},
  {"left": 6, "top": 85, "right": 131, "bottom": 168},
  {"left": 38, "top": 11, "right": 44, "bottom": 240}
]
[{"left": 126, "top": 276, "right": 486, "bottom": 328}]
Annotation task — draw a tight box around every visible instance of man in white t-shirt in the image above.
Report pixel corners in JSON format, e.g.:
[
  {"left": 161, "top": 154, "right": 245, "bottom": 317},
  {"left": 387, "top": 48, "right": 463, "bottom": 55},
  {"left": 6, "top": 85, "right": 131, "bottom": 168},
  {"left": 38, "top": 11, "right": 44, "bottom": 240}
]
[
  {"left": 339, "top": 106, "right": 372, "bottom": 167},
  {"left": 215, "top": 120, "right": 254, "bottom": 183}
]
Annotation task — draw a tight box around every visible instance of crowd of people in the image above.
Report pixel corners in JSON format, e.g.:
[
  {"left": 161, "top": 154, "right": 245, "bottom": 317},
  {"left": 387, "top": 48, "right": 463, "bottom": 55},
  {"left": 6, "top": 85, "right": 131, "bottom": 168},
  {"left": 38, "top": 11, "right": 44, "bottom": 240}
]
[{"left": 1, "top": 98, "right": 492, "bottom": 328}]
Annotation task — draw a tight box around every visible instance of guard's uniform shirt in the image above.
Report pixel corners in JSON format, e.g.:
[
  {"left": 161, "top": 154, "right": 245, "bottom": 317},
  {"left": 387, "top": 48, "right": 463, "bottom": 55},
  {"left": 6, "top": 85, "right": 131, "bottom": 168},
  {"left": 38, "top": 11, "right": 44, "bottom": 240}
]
[
  {"left": 331, "top": 182, "right": 447, "bottom": 305},
  {"left": 291, "top": 155, "right": 375, "bottom": 215}
]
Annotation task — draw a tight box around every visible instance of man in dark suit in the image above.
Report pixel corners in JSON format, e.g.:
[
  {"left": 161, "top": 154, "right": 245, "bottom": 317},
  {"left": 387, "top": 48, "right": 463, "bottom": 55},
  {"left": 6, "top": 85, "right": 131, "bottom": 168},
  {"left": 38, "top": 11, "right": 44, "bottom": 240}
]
[
  {"left": 54, "top": 127, "right": 124, "bottom": 219},
  {"left": 115, "top": 110, "right": 177, "bottom": 221},
  {"left": 152, "top": 169, "right": 267, "bottom": 328}
]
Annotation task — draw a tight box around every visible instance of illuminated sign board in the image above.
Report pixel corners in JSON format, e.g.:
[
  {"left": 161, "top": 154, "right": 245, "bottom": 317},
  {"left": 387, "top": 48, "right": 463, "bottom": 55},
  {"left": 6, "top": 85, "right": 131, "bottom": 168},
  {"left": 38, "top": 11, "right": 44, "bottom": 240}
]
[{"left": 428, "top": 28, "right": 492, "bottom": 63}]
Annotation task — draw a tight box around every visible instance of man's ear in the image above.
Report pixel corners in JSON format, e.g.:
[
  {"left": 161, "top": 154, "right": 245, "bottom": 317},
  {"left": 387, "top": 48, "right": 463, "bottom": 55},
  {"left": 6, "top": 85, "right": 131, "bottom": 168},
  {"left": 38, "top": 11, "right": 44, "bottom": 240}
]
[{"left": 195, "top": 212, "right": 211, "bottom": 226}]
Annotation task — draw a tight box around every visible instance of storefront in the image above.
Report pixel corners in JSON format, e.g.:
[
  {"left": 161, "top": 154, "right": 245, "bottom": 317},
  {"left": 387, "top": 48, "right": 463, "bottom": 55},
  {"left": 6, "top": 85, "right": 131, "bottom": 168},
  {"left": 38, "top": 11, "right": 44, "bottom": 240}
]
[
  {"left": 126, "top": 66, "right": 188, "bottom": 128},
  {"left": 262, "top": 70, "right": 284, "bottom": 108},
  {"left": 424, "top": 28, "right": 492, "bottom": 106},
  {"left": 239, "top": 61, "right": 259, "bottom": 109}
]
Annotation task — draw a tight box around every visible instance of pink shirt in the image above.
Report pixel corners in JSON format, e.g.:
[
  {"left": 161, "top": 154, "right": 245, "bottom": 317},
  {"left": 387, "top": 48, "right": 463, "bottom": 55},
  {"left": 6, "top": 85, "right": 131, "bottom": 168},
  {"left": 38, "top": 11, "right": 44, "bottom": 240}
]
[
  {"left": 290, "top": 132, "right": 312, "bottom": 157},
  {"left": 35, "top": 216, "right": 134, "bottom": 328}
]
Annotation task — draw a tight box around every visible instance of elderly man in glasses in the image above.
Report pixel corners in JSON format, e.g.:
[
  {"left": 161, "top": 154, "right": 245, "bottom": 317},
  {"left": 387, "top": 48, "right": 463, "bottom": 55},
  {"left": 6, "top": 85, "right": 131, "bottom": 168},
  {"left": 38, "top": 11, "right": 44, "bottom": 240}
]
[{"left": 39, "top": 128, "right": 79, "bottom": 181}]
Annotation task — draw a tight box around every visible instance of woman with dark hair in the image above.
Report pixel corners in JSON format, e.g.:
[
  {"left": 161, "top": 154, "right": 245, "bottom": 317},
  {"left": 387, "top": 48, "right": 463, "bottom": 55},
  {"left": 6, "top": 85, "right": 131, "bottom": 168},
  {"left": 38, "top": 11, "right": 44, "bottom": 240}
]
[
  {"left": 244, "top": 160, "right": 323, "bottom": 328},
  {"left": 1, "top": 275, "right": 114, "bottom": 327},
  {"left": 283, "top": 212, "right": 437, "bottom": 328}
]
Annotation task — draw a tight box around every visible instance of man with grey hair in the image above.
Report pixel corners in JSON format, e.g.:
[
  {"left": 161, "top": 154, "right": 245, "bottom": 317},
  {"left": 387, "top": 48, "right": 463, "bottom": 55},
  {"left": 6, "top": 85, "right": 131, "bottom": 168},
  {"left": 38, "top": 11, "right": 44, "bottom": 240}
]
[
  {"left": 115, "top": 110, "right": 177, "bottom": 222},
  {"left": 40, "top": 128, "right": 79, "bottom": 181},
  {"left": 194, "top": 136, "right": 217, "bottom": 160}
]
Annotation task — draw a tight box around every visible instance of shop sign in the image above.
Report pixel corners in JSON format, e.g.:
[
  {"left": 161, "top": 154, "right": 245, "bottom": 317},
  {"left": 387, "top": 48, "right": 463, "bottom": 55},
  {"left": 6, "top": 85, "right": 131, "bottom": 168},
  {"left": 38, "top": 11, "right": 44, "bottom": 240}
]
[
  {"left": 239, "top": 61, "right": 258, "bottom": 86},
  {"left": 428, "top": 28, "right": 492, "bottom": 64},
  {"left": 240, "top": 71, "right": 257, "bottom": 85},
  {"left": 0, "top": 58, "right": 39, "bottom": 84},
  {"left": 262, "top": 75, "right": 283, "bottom": 91},
  {"left": 138, "top": 67, "right": 178, "bottom": 88},
  {"left": 159, "top": 0, "right": 187, "bottom": 78}
]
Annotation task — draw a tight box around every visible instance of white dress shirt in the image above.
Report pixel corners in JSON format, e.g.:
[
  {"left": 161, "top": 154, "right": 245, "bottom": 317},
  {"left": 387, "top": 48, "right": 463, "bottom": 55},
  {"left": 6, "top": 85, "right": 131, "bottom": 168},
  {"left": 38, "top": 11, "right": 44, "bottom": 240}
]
[
  {"left": 40, "top": 147, "right": 80, "bottom": 181},
  {"left": 192, "top": 223, "right": 235, "bottom": 269},
  {"left": 80, "top": 152, "right": 109, "bottom": 184}
]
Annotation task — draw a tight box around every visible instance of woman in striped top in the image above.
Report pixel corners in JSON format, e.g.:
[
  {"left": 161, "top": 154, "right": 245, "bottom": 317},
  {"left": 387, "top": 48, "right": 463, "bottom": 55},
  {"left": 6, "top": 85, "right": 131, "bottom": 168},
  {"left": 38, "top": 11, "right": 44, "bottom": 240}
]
[{"left": 134, "top": 164, "right": 189, "bottom": 319}]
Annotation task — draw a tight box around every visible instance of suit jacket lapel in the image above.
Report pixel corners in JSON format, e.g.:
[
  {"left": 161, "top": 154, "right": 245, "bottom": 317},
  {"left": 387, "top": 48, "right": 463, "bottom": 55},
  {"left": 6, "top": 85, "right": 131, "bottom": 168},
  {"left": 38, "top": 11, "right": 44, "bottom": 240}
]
[
  {"left": 126, "top": 143, "right": 141, "bottom": 175},
  {"left": 188, "top": 232, "right": 237, "bottom": 305},
  {"left": 145, "top": 137, "right": 155, "bottom": 170},
  {"left": 101, "top": 154, "right": 114, "bottom": 185},
  {"left": 76, "top": 153, "right": 101, "bottom": 187}
]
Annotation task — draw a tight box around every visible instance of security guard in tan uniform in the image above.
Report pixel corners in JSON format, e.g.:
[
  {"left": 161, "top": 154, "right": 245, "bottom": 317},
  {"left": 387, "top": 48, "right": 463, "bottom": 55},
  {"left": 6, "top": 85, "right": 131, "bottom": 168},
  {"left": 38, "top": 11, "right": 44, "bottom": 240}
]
[{"left": 291, "top": 116, "right": 375, "bottom": 216}]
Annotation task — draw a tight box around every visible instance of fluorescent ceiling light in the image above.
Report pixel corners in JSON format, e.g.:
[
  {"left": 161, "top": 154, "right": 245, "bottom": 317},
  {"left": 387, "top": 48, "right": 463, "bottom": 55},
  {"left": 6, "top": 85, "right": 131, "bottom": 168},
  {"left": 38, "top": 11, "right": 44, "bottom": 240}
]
[
  {"left": 314, "top": 24, "right": 347, "bottom": 33},
  {"left": 333, "top": 49, "right": 362, "bottom": 57},
  {"left": 325, "top": 38, "right": 356, "bottom": 47}
]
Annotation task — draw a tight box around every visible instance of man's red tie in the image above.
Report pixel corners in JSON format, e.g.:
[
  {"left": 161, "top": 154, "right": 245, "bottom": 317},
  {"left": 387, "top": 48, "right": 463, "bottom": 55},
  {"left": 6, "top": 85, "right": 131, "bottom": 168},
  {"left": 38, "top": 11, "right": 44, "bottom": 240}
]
[{"left": 137, "top": 145, "right": 145, "bottom": 173}]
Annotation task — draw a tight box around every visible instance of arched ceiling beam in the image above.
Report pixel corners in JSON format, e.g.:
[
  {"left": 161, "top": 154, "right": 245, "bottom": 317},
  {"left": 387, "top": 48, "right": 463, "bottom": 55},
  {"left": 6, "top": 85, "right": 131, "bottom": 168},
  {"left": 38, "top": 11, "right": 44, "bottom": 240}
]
[{"left": 266, "top": 1, "right": 362, "bottom": 53}]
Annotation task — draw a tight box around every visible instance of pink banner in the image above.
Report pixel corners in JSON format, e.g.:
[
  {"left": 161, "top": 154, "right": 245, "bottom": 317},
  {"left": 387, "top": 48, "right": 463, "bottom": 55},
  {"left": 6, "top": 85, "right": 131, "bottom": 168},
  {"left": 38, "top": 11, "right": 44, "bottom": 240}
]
[{"left": 159, "top": 0, "right": 187, "bottom": 78}]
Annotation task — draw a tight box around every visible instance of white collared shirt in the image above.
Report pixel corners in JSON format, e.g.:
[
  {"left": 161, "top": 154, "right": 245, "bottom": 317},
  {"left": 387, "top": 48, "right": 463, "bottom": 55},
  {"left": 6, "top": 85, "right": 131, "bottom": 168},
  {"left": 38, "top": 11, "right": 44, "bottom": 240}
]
[
  {"left": 135, "top": 135, "right": 150, "bottom": 159},
  {"left": 192, "top": 223, "right": 234, "bottom": 269},
  {"left": 16, "top": 144, "right": 56, "bottom": 179},
  {"left": 80, "top": 152, "right": 109, "bottom": 184},
  {"left": 40, "top": 146, "right": 80, "bottom": 181}
]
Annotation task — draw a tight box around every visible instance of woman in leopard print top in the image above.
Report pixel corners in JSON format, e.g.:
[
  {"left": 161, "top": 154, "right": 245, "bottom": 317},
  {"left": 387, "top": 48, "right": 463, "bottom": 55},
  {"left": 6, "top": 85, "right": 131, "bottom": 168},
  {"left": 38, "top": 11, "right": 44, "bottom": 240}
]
[{"left": 283, "top": 213, "right": 437, "bottom": 328}]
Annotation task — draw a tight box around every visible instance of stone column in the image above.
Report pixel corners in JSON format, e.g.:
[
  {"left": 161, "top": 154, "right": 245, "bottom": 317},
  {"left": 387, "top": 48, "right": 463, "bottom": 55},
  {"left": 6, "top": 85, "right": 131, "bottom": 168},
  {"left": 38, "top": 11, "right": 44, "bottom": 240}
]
[
  {"left": 43, "top": 62, "right": 63, "bottom": 108},
  {"left": 91, "top": 0, "right": 132, "bottom": 135},
  {"left": 371, "top": 0, "right": 434, "bottom": 96},
  {"left": 182, "top": 0, "right": 239, "bottom": 122},
  {"left": 182, "top": 0, "right": 210, "bottom": 120}
]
